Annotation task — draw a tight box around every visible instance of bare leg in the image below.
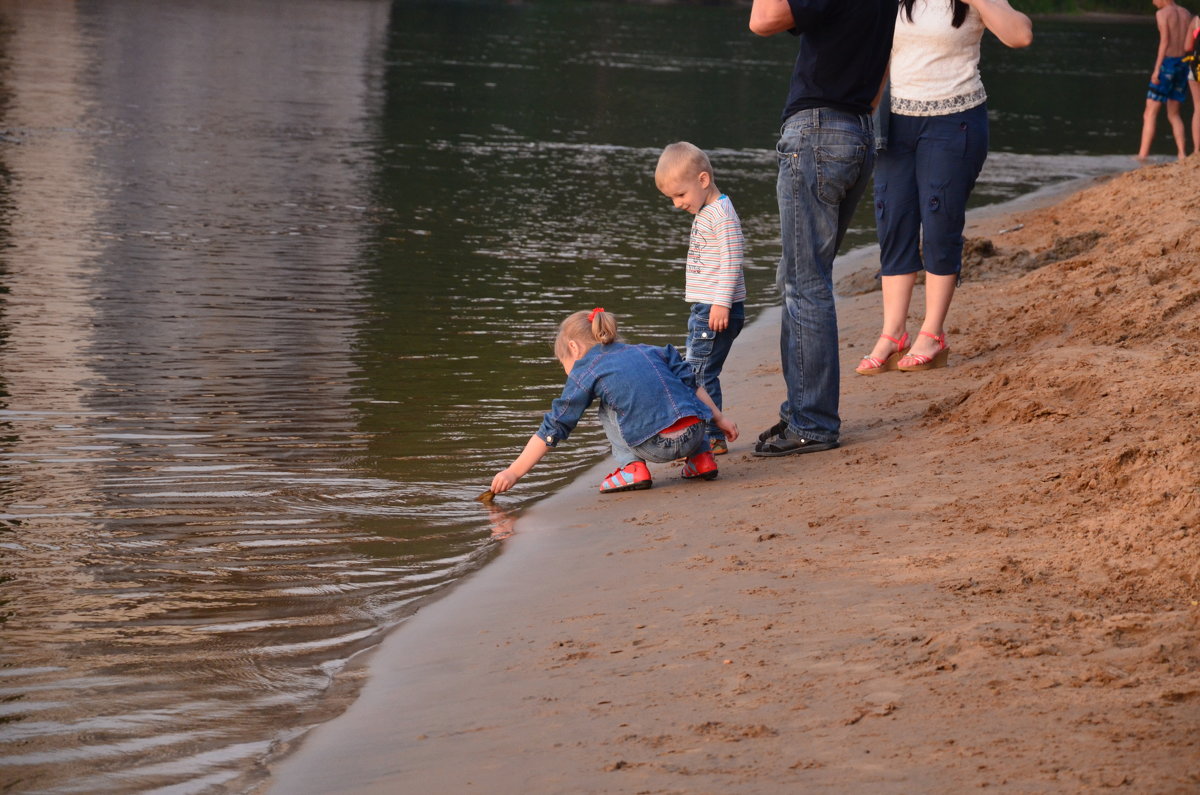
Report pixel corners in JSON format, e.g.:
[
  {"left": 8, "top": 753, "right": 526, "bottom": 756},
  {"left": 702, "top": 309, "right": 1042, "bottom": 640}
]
[
  {"left": 1138, "top": 98, "right": 1161, "bottom": 160},
  {"left": 1166, "top": 99, "right": 1186, "bottom": 159},
  {"left": 906, "top": 272, "right": 957, "bottom": 360},
  {"left": 864, "top": 272, "right": 918, "bottom": 362}
]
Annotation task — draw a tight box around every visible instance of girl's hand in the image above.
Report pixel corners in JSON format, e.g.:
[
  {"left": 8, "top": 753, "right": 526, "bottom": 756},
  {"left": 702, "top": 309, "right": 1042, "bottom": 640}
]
[
  {"left": 491, "top": 469, "right": 519, "bottom": 494},
  {"left": 491, "top": 434, "right": 552, "bottom": 495},
  {"left": 716, "top": 416, "right": 739, "bottom": 443}
]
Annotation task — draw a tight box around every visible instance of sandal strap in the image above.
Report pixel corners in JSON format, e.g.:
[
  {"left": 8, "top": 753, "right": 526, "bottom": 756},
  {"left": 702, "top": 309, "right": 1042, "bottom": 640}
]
[
  {"left": 899, "top": 332, "right": 947, "bottom": 366},
  {"left": 863, "top": 331, "right": 909, "bottom": 362},
  {"left": 917, "top": 330, "right": 946, "bottom": 348},
  {"left": 757, "top": 420, "right": 787, "bottom": 443}
]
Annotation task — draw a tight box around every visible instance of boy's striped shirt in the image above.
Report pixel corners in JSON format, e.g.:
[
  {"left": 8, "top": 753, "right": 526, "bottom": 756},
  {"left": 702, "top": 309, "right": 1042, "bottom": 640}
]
[{"left": 685, "top": 194, "right": 746, "bottom": 307}]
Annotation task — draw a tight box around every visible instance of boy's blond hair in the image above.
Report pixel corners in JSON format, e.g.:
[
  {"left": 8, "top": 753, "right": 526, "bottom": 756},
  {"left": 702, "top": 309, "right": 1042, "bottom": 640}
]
[{"left": 655, "top": 141, "right": 713, "bottom": 186}]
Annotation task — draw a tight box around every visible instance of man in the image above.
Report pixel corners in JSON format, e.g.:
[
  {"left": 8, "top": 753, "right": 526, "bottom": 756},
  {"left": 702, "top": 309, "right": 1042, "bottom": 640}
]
[{"left": 748, "top": 0, "right": 896, "bottom": 456}]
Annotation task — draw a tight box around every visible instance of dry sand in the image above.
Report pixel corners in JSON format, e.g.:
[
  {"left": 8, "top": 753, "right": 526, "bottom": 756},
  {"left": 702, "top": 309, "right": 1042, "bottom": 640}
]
[{"left": 265, "top": 157, "right": 1200, "bottom": 794}]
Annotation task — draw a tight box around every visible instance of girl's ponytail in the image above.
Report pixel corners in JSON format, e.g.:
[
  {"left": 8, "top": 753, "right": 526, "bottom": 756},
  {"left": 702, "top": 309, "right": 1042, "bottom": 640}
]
[
  {"left": 554, "top": 307, "right": 620, "bottom": 360},
  {"left": 588, "top": 307, "right": 618, "bottom": 346}
]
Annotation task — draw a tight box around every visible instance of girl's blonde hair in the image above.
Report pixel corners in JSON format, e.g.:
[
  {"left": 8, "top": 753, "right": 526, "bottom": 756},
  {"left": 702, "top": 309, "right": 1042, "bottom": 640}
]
[{"left": 554, "top": 308, "right": 620, "bottom": 361}]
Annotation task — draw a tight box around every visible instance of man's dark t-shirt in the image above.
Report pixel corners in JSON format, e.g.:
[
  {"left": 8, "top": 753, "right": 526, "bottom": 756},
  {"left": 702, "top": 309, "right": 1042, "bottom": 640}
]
[{"left": 781, "top": 0, "right": 897, "bottom": 120}]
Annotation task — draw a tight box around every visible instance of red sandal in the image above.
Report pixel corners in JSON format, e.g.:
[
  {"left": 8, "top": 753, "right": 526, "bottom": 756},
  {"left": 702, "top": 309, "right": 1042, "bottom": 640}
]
[
  {"left": 855, "top": 331, "right": 909, "bottom": 375},
  {"left": 599, "top": 461, "right": 652, "bottom": 493},
  {"left": 897, "top": 331, "right": 949, "bottom": 371}
]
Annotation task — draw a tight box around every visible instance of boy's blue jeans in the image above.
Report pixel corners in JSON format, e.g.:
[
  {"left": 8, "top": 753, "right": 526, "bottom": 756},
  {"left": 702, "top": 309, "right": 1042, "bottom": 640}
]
[
  {"left": 775, "top": 107, "right": 875, "bottom": 443},
  {"left": 598, "top": 404, "right": 709, "bottom": 467},
  {"left": 685, "top": 302, "right": 744, "bottom": 443}
]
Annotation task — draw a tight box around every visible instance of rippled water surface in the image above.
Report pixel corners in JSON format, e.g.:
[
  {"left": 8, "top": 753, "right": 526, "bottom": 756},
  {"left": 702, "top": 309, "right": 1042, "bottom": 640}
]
[{"left": 0, "top": 1, "right": 1157, "bottom": 791}]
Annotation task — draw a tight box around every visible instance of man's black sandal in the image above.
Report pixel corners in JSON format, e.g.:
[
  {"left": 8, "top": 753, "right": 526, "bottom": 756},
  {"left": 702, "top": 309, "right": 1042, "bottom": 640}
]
[
  {"left": 753, "top": 429, "right": 839, "bottom": 457},
  {"left": 757, "top": 421, "right": 787, "bottom": 443}
]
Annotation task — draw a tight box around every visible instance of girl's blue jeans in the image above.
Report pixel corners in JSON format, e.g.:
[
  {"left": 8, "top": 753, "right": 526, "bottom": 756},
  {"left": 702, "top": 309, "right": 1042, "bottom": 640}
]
[
  {"left": 598, "top": 404, "right": 709, "bottom": 467},
  {"left": 775, "top": 107, "right": 875, "bottom": 443},
  {"left": 874, "top": 104, "right": 989, "bottom": 277},
  {"left": 685, "top": 302, "right": 744, "bottom": 443}
]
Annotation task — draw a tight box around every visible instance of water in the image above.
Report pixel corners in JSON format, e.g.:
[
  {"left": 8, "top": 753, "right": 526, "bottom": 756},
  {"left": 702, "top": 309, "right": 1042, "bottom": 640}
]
[{"left": 0, "top": 1, "right": 1159, "bottom": 791}]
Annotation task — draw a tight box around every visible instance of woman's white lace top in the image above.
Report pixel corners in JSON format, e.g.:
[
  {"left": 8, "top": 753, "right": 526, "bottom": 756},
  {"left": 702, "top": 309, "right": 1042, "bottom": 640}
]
[{"left": 890, "top": 0, "right": 987, "bottom": 117}]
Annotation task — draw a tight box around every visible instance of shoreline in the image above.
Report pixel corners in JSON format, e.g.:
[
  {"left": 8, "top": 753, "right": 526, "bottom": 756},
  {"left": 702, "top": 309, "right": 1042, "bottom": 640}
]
[{"left": 263, "top": 158, "right": 1199, "bottom": 793}]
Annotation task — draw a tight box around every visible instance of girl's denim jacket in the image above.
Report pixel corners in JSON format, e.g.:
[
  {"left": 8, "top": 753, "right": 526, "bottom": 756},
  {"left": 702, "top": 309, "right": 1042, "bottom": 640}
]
[{"left": 536, "top": 342, "right": 711, "bottom": 449}]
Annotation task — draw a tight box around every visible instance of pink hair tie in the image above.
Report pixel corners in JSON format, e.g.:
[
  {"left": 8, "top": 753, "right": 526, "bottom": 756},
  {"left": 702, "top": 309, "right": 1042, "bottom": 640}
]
[{"left": 588, "top": 307, "right": 604, "bottom": 322}]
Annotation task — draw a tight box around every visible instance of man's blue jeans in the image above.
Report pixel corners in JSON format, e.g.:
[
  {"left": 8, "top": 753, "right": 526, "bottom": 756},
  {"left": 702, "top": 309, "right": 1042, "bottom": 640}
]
[
  {"left": 775, "top": 107, "right": 875, "bottom": 443},
  {"left": 685, "top": 302, "right": 744, "bottom": 443}
]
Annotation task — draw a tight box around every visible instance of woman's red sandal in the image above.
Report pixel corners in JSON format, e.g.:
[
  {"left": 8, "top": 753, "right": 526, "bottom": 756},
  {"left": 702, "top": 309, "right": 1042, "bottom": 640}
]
[
  {"left": 897, "top": 331, "right": 949, "bottom": 371},
  {"left": 855, "top": 331, "right": 910, "bottom": 375}
]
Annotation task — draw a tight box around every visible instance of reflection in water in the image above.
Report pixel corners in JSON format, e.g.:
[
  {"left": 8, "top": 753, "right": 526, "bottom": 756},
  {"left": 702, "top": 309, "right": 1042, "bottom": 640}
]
[
  {"left": 485, "top": 503, "right": 517, "bottom": 542},
  {"left": 0, "top": 2, "right": 458, "bottom": 792},
  {"left": 0, "top": 1, "right": 1157, "bottom": 791}
]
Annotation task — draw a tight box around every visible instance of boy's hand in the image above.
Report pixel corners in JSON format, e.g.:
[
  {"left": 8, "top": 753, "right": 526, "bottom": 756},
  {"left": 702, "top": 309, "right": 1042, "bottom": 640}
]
[
  {"left": 708, "top": 305, "right": 730, "bottom": 332},
  {"left": 491, "top": 469, "right": 520, "bottom": 494}
]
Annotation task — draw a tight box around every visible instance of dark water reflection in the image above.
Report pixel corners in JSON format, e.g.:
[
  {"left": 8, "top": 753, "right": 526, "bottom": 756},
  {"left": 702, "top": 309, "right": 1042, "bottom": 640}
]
[{"left": 0, "top": 0, "right": 1157, "bottom": 791}]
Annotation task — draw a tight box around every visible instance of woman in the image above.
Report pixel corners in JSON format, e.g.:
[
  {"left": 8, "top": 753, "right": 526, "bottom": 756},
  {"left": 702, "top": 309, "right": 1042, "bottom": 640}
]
[{"left": 856, "top": 0, "right": 1032, "bottom": 375}]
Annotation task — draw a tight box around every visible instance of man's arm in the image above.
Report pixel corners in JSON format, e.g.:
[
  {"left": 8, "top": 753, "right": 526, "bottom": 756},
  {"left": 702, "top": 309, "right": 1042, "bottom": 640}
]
[{"left": 749, "top": 0, "right": 795, "bottom": 37}]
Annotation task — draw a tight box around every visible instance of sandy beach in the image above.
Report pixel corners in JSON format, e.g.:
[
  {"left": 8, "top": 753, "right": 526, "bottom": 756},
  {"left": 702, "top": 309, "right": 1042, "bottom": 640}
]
[{"left": 264, "top": 157, "right": 1199, "bottom": 794}]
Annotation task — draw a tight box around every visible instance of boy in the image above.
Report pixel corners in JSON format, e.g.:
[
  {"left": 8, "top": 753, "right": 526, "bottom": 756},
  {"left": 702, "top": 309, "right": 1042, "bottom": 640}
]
[
  {"left": 655, "top": 142, "right": 746, "bottom": 456},
  {"left": 1138, "top": 0, "right": 1194, "bottom": 161}
]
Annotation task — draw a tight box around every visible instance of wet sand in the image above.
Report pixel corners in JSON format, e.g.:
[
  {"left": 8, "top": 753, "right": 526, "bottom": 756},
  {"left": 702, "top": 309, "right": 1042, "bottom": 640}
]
[{"left": 265, "top": 157, "right": 1200, "bottom": 794}]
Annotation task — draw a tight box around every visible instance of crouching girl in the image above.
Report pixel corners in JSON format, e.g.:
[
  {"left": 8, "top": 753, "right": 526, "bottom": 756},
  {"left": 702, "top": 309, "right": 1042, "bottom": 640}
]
[{"left": 490, "top": 307, "right": 739, "bottom": 495}]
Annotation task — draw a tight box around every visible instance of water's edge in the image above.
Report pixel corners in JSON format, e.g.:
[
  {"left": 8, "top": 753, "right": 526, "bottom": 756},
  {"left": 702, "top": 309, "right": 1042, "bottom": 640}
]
[{"left": 255, "top": 167, "right": 1126, "bottom": 789}]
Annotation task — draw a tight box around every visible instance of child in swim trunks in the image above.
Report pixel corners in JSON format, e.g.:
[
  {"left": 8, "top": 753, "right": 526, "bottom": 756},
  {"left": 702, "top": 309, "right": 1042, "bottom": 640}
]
[{"left": 1138, "top": 0, "right": 1194, "bottom": 160}]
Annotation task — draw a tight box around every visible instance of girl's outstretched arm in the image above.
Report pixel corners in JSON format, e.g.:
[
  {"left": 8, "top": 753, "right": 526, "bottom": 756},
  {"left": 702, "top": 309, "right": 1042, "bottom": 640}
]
[
  {"left": 695, "top": 386, "right": 740, "bottom": 443},
  {"left": 491, "top": 434, "right": 551, "bottom": 494}
]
